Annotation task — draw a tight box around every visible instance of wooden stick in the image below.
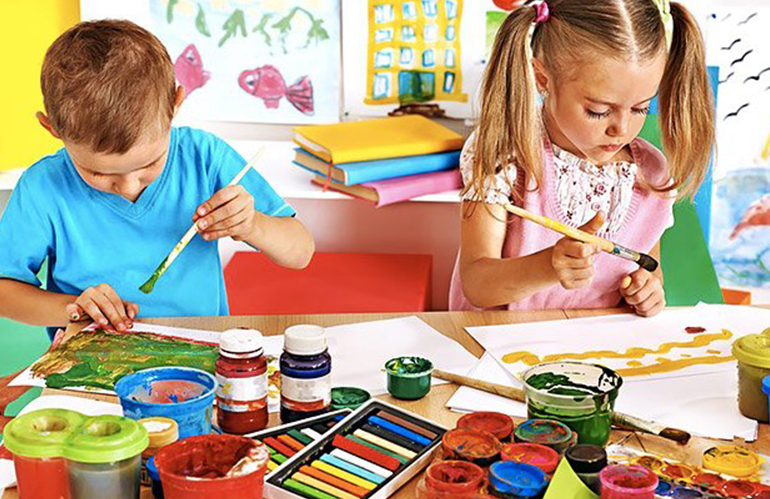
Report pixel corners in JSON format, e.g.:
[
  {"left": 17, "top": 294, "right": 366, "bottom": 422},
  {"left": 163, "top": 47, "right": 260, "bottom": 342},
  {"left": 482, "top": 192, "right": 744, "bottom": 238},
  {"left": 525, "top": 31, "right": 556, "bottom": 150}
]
[{"left": 433, "top": 368, "right": 691, "bottom": 445}]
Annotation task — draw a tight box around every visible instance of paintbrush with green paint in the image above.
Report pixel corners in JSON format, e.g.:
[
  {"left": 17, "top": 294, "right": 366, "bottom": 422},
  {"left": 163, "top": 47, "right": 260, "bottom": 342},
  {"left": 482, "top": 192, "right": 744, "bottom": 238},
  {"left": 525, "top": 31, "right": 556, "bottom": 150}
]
[{"left": 139, "top": 148, "right": 266, "bottom": 294}]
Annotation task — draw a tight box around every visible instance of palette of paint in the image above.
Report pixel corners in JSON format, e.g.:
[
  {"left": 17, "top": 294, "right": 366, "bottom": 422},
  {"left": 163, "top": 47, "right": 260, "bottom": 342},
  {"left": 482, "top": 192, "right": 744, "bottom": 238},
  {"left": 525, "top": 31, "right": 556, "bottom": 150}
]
[{"left": 265, "top": 399, "right": 447, "bottom": 499}]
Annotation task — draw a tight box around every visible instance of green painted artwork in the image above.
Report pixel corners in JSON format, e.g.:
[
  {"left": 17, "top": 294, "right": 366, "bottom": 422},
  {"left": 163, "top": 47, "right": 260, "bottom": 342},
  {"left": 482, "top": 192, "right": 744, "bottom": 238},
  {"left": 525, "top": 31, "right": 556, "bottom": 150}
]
[{"left": 486, "top": 11, "right": 507, "bottom": 59}]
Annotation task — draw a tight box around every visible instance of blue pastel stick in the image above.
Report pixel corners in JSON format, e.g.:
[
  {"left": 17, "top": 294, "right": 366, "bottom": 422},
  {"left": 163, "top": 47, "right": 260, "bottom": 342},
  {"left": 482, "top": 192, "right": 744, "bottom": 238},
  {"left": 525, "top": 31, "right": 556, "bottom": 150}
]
[
  {"left": 319, "top": 454, "right": 385, "bottom": 484},
  {"left": 367, "top": 415, "right": 432, "bottom": 446}
]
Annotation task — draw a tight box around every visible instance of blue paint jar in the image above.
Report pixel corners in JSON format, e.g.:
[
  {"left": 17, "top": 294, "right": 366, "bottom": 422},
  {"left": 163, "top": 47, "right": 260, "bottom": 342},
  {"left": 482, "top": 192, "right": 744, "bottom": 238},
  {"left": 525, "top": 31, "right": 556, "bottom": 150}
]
[
  {"left": 147, "top": 456, "right": 164, "bottom": 499},
  {"left": 280, "top": 325, "right": 332, "bottom": 423},
  {"left": 489, "top": 461, "right": 548, "bottom": 498}
]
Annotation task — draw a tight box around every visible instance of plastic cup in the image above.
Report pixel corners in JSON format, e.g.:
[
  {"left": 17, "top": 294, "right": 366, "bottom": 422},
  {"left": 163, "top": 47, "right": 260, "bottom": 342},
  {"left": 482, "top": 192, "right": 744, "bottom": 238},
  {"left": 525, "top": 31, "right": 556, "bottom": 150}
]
[
  {"left": 385, "top": 356, "right": 433, "bottom": 400},
  {"left": 600, "top": 464, "right": 658, "bottom": 499}
]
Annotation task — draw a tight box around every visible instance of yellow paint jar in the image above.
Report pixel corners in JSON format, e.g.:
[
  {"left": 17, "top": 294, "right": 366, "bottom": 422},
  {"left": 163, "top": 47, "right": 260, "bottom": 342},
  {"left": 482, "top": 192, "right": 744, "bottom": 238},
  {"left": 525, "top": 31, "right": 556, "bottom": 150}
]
[
  {"left": 702, "top": 446, "right": 763, "bottom": 478},
  {"left": 732, "top": 329, "right": 770, "bottom": 422},
  {"left": 139, "top": 418, "right": 179, "bottom": 486}
]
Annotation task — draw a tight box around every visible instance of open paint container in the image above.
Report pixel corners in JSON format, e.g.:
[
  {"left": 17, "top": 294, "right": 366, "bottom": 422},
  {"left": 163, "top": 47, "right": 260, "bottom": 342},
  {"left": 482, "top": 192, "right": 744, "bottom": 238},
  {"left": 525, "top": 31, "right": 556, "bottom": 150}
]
[
  {"left": 522, "top": 361, "right": 622, "bottom": 446},
  {"left": 732, "top": 329, "right": 770, "bottom": 422},
  {"left": 599, "top": 464, "right": 658, "bottom": 499},
  {"left": 115, "top": 367, "right": 217, "bottom": 438},
  {"left": 385, "top": 356, "right": 433, "bottom": 400}
]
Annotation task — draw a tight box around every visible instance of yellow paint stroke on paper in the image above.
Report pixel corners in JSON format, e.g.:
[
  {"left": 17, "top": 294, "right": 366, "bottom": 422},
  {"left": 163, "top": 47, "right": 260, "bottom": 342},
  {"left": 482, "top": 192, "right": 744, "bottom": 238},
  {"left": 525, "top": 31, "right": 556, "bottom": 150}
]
[
  {"left": 762, "top": 129, "right": 770, "bottom": 161},
  {"left": 627, "top": 360, "right": 643, "bottom": 367},
  {"left": 502, "top": 329, "right": 735, "bottom": 377}
]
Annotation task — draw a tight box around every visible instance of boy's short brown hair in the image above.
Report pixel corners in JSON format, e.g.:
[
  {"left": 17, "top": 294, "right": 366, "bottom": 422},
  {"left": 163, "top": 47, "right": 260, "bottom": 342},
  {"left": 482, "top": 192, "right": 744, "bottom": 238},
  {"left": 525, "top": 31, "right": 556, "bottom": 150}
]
[{"left": 41, "top": 20, "right": 177, "bottom": 154}]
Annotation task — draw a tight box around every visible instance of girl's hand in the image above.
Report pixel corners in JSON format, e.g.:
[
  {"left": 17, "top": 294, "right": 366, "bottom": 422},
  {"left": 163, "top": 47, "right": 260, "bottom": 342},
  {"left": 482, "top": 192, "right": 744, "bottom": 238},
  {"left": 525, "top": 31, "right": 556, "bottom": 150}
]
[
  {"left": 551, "top": 213, "right": 604, "bottom": 290},
  {"left": 620, "top": 269, "right": 665, "bottom": 317},
  {"left": 194, "top": 185, "right": 256, "bottom": 242},
  {"left": 65, "top": 284, "right": 138, "bottom": 331}
]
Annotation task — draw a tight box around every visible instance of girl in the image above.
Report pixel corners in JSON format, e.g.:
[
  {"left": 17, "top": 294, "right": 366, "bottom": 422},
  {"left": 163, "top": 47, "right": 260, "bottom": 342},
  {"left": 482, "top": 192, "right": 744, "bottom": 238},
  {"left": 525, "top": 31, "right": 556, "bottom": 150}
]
[{"left": 450, "top": 0, "right": 715, "bottom": 316}]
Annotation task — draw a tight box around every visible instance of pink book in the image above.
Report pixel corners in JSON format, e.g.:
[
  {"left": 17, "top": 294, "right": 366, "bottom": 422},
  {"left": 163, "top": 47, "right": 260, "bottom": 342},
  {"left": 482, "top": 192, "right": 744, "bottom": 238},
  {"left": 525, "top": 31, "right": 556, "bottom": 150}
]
[{"left": 312, "top": 169, "right": 461, "bottom": 207}]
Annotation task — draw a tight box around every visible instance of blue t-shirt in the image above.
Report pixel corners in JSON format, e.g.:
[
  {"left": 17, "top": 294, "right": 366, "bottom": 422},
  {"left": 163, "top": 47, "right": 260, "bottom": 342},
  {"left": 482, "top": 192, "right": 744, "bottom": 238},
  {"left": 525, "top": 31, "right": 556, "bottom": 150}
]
[{"left": 0, "top": 127, "right": 295, "bottom": 333}]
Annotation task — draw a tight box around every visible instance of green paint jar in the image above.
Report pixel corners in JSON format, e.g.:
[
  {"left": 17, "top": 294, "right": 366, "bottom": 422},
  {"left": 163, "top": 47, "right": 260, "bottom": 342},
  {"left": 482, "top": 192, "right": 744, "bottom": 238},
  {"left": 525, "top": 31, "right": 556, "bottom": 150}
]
[
  {"left": 385, "top": 356, "right": 433, "bottom": 400},
  {"left": 330, "top": 387, "right": 371, "bottom": 410},
  {"left": 522, "top": 361, "right": 622, "bottom": 447},
  {"left": 733, "top": 329, "right": 770, "bottom": 422}
]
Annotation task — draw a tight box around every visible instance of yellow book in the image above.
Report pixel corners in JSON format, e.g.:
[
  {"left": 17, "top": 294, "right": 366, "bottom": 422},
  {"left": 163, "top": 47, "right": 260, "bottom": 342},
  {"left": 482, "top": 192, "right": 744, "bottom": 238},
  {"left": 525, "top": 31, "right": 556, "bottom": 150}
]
[{"left": 293, "top": 115, "right": 463, "bottom": 164}]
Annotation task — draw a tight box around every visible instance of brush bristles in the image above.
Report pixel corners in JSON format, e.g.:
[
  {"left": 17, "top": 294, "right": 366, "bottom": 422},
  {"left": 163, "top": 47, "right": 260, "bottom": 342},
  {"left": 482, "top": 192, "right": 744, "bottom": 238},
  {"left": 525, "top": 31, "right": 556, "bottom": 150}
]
[{"left": 637, "top": 253, "right": 659, "bottom": 272}]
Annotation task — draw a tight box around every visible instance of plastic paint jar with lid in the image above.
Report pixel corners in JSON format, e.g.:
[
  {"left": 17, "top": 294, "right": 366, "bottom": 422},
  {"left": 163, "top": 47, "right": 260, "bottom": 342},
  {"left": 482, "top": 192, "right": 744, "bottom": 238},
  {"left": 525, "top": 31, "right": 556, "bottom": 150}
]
[
  {"left": 702, "top": 445, "right": 763, "bottom": 478},
  {"left": 488, "top": 461, "right": 548, "bottom": 498},
  {"left": 420, "top": 460, "right": 486, "bottom": 498},
  {"left": 599, "top": 464, "right": 658, "bottom": 499},
  {"left": 280, "top": 325, "right": 332, "bottom": 423},
  {"left": 732, "top": 329, "right": 770, "bottom": 422},
  {"left": 458, "top": 412, "right": 514, "bottom": 442},
  {"left": 501, "top": 443, "right": 560, "bottom": 476},
  {"left": 216, "top": 329, "right": 269, "bottom": 434},
  {"left": 565, "top": 444, "right": 608, "bottom": 493},
  {"left": 139, "top": 417, "right": 179, "bottom": 486},
  {"left": 513, "top": 419, "right": 575, "bottom": 455},
  {"left": 441, "top": 428, "right": 502, "bottom": 467}
]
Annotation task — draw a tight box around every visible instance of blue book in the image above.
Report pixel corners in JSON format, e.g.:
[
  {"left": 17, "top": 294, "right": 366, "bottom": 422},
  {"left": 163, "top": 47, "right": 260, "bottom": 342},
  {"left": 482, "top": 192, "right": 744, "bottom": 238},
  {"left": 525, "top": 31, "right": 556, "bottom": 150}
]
[{"left": 293, "top": 148, "right": 461, "bottom": 186}]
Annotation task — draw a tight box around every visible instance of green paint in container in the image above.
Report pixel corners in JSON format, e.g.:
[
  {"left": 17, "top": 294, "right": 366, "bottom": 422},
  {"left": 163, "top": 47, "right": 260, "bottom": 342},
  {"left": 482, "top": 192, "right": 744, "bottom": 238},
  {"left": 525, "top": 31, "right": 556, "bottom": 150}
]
[
  {"left": 522, "top": 361, "right": 622, "bottom": 447},
  {"left": 385, "top": 356, "right": 433, "bottom": 400},
  {"left": 330, "top": 387, "right": 371, "bottom": 410}
]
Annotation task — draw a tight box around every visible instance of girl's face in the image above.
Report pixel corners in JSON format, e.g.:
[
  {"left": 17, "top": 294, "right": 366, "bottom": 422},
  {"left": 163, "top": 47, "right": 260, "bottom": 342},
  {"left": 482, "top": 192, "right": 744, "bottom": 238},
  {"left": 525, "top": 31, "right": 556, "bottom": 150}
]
[{"left": 537, "top": 52, "right": 667, "bottom": 165}]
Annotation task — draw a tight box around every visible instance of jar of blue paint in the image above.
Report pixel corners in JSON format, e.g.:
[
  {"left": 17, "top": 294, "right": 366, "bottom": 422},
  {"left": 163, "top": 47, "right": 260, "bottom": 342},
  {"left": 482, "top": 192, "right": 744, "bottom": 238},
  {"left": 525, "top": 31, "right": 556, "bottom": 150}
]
[
  {"left": 489, "top": 461, "right": 549, "bottom": 498},
  {"left": 280, "top": 325, "right": 332, "bottom": 423}
]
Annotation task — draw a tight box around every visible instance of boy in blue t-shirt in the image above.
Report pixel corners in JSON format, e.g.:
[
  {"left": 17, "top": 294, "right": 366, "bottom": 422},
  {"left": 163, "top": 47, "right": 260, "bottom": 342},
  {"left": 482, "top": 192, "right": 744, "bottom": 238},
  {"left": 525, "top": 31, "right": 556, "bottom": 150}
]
[{"left": 0, "top": 20, "right": 315, "bottom": 335}]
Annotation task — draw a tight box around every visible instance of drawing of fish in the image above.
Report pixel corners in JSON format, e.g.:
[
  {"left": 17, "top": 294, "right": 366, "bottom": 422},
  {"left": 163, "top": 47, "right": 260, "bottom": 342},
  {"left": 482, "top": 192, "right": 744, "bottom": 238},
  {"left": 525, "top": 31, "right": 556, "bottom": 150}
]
[
  {"left": 174, "top": 44, "right": 210, "bottom": 96},
  {"left": 730, "top": 195, "right": 770, "bottom": 239},
  {"left": 238, "top": 64, "right": 314, "bottom": 115}
]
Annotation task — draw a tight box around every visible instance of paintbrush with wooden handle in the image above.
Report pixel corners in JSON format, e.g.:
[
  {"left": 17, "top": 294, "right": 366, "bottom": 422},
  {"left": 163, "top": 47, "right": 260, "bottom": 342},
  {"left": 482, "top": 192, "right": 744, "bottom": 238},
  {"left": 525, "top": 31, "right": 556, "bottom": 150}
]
[
  {"left": 503, "top": 203, "right": 659, "bottom": 272},
  {"left": 433, "top": 368, "right": 691, "bottom": 445}
]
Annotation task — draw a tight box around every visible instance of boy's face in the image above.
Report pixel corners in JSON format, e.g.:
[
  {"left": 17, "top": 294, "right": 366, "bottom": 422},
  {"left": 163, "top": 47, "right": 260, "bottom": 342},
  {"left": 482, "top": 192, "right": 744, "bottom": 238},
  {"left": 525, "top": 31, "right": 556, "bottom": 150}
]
[{"left": 65, "top": 130, "right": 170, "bottom": 203}]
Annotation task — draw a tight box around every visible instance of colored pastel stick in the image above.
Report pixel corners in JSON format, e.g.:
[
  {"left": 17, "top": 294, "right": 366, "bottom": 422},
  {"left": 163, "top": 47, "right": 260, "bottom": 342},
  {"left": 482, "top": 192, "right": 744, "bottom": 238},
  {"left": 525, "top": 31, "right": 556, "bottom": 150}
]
[
  {"left": 330, "top": 449, "right": 393, "bottom": 478},
  {"left": 368, "top": 415, "right": 432, "bottom": 446},
  {"left": 264, "top": 436, "right": 296, "bottom": 457},
  {"left": 300, "top": 465, "right": 370, "bottom": 498},
  {"left": 348, "top": 435, "right": 409, "bottom": 464},
  {"left": 284, "top": 478, "right": 338, "bottom": 499},
  {"left": 303, "top": 427, "right": 324, "bottom": 440},
  {"left": 375, "top": 411, "right": 438, "bottom": 439},
  {"left": 360, "top": 423, "right": 425, "bottom": 453},
  {"left": 313, "top": 423, "right": 331, "bottom": 434},
  {"left": 278, "top": 434, "right": 306, "bottom": 452},
  {"left": 267, "top": 460, "right": 279, "bottom": 471},
  {"left": 352, "top": 429, "right": 416, "bottom": 459},
  {"left": 289, "top": 429, "right": 314, "bottom": 445},
  {"left": 293, "top": 472, "right": 359, "bottom": 499},
  {"left": 320, "top": 454, "right": 385, "bottom": 484},
  {"left": 311, "top": 460, "right": 377, "bottom": 491},
  {"left": 271, "top": 451, "right": 288, "bottom": 464},
  {"left": 333, "top": 434, "right": 401, "bottom": 471},
  {"left": 332, "top": 414, "right": 346, "bottom": 422}
]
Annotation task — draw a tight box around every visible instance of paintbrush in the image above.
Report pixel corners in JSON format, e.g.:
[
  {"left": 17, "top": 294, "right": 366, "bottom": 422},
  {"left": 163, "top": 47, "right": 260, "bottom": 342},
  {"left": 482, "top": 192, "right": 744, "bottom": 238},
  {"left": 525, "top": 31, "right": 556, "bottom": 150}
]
[
  {"left": 503, "top": 204, "right": 659, "bottom": 272},
  {"left": 432, "top": 368, "right": 691, "bottom": 445},
  {"left": 139, "top": 148, "right": 266, "bottom": 294}
]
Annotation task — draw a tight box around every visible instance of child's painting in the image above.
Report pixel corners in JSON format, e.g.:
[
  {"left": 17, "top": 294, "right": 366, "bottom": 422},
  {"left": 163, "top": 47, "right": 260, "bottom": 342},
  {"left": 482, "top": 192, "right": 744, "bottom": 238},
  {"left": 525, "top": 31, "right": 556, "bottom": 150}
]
[
  {"left": 706, "top": 7, "right": 770, "bottom": 290},
  {"left": 81, "top": 0, "right": 341, "bottom": 125}
]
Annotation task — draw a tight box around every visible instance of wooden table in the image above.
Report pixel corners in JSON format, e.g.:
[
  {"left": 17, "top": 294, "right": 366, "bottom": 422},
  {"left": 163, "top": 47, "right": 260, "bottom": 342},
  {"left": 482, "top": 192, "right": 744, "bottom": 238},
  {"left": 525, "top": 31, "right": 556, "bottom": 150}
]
[{"left": 3, "top": 308, "right": 768, "bottom": 498}]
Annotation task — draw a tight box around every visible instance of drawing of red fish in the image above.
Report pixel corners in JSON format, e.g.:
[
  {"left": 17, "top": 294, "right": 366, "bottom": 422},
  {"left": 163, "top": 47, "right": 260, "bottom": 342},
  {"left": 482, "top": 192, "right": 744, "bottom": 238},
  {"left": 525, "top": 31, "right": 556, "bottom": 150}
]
[
  {"left": 238, "top": 65, "right": 314, "bottom": 116},
  {"left": 730, "top": 194, "right": 770, "bottom": 239},
  {"left": 174, "top": 44, "right": 210, "bottom": 96}
]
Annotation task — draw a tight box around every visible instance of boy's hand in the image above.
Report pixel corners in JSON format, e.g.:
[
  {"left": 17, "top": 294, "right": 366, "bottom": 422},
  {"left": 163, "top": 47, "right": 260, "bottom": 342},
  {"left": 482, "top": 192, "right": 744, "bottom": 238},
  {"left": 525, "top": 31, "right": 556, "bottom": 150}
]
[
  {"left": 551, "top": 212, "right": 604, "bottom": 290},
  {"left": 194, "top": 185, "right": 256, "bottom": 242},
  {"left": 620, "top": 269, "right": 665, "bottom": 317},
  {"left": 65, "top": 284, "right": 138, "bottom": 331}
]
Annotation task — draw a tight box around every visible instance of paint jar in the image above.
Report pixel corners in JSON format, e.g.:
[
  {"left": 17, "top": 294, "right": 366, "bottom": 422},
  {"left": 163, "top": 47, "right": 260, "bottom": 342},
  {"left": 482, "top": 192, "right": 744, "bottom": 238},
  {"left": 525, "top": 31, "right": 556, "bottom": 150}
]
[
  {"left": 3, "top": 409, "right": 84, "bottom": 499},
  {"left": 565, "top": 444, "right": 608, "bottom": 493},
  {"left": 691, "top": 472, "right": 724, "bottom": 492},
  {"left": 732, "top": 329, "right": 770, "bottom": 422},
  {"left": 139, "top": 418, "right": 179, "bottom": 486},
  {"left": 513, "top": 419, "right": 575, "bottom": 455},
  {"left": 64, "top": 415, "right": 149, "bottom": 499},
  {"left": 330, "top": 386, "right": 371, "bottom": 410},
  {"left": 702, "top": 445, "right": 763, "bottom": 478},
  {"left": 488, "top": 461, "right": 548, "bottom": 498},
  {"left": 216, "top": 329, "right": 269, "bottom": 434},
  {"left": 280, "top": 325, "right": 332, "bottom": 423},
  {"left": 441, "top": 428, "right": 502, "bottom": 467},
  {"left": 147, "top": 457, "right": 164, "bottom": 499},
  {"left": 458, "top": 412, "right": 514, "bottom": 442},
  {"left": 418, "top": 460, "right": 486, "bottom": 498},
  {"left": 154, "top": 434, "right": 270, "bottom": 499},
  {"left": 385, "top": 356, "right": 433, "bottom": 400},
  {"left": 522, "top": 361, "right": 622, "bottom": 446},
  {"left": 599, "top": 464, "right": 658, "bottom": 499},
  {"left": 115, "top": 367, "right": 218, "bottom": 439},
  {"left": 501, "top": 443, "right": 560, "bottom": 476}
]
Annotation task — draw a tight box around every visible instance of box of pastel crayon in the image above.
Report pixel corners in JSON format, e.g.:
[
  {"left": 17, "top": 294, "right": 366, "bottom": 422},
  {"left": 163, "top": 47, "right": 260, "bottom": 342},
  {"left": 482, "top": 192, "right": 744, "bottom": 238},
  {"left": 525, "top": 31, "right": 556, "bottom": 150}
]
[
  {"left": 244, "top": 409, "right": 354, "bottom": 475},
  {"left": 264, "top": 399, "right": 447, "bottom": 499}
]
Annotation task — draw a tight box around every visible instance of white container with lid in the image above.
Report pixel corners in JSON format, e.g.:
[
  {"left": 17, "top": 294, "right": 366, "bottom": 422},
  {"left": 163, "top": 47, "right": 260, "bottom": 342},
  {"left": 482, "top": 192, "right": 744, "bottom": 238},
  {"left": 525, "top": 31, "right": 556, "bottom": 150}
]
[{"left": 284, "top": 325, "right": 327, "bottom": 355}]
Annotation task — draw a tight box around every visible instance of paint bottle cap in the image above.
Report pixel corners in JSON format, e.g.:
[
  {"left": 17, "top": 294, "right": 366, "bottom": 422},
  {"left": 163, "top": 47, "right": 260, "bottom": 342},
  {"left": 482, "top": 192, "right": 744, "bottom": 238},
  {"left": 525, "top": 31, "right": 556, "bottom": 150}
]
[
  {"left": 565, "top": 444, "right": 608, "bottom": 474},
  {"left": 732, "top": 330, "right": 770, "bottom": 369},
  {"left": 284, "top": 325, "right": 327, "bottom": 355},
  {"left": 702, "top": 445, "right": 763, "bottom": 477},
  {"left": 489, "top": 461, "right": 548, "bottom": 498},
  {"left": 63, "top": 415, "right": 149, "bottom": 464},
  {"left": 3, "top": 409, "right": 85, "bottom": 459},
  {"left": 330, "top": 387, "right": 371, "bottom": 410},
  {"left": 457, "top": 411, "right": 514, "bottom": 441},
  {"left": 220, "top": 329, "right": 264, "bottom": 357},
  {"left": 139, "top": 417, "right": 179, "bottom": 450}
]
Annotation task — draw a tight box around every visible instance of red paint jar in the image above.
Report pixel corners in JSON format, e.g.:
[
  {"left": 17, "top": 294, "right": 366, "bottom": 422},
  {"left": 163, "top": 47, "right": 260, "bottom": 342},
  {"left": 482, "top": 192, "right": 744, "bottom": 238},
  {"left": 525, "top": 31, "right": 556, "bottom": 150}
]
[
  {"left": 421, "top": 460, "right": 486, "bottom": 498},
  {"left": 600, "top": 464, "right": 658, "bottom": 499},
  {"left": 457, "top": 412, "right": 514, "bottom": 442},
  {"left": 441, "top": 429, "right": 502, "bottom": 467},
  {"left": 216, "top": 329, "right": 268, "bottom": 434},
  {"left": 501, "top": 443, "right": 560, "bottom": 475}
]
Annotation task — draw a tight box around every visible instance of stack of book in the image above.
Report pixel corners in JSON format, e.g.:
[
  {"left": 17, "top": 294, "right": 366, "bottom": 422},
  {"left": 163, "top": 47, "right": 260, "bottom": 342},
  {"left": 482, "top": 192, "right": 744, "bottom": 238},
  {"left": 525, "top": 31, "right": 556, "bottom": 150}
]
[{"left": 292, "top": 116, "right": 464, "bottom": 206}]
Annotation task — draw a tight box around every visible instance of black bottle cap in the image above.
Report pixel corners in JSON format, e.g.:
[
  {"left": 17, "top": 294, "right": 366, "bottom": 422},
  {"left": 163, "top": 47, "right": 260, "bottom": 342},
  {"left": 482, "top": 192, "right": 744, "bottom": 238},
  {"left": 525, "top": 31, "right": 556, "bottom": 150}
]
[{"left": 565, "top": 444, "right": 608, "bottom": 474}]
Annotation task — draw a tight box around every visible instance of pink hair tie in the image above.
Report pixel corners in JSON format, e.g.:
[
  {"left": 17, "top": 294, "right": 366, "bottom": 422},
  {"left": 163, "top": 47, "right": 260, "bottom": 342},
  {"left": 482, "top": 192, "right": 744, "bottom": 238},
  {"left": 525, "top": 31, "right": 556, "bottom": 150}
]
[{"left": 533, "top": 1, "right": 550, "bottom": 24}]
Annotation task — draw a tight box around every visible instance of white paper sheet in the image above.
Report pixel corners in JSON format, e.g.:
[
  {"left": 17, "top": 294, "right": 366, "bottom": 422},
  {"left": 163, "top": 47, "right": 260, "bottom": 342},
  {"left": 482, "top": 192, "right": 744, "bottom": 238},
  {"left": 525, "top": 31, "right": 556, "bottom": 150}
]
[{"left": 446, "top": 352, "right": 527, "bottom": 417}]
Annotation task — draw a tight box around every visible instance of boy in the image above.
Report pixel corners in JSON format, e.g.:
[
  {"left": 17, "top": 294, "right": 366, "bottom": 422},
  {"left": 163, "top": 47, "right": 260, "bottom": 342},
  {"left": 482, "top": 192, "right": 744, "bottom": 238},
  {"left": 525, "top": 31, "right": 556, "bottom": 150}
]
[{"left": 0, "top": 20, "right": 314, "bottom": 335}]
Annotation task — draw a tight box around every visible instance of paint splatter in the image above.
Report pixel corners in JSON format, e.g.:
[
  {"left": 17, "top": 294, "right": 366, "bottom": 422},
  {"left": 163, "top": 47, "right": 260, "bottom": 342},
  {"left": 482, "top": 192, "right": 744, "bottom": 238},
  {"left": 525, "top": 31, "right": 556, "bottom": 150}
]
[{"left": 685, "top": 326, "right": 707, "bottom": 334}]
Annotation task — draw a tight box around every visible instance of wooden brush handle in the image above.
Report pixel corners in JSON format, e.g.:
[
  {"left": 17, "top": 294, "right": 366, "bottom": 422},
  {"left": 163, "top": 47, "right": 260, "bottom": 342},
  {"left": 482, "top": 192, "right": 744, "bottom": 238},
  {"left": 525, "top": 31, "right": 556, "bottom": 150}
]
[
  {"left": 432, "top": 368, "right": 526, "bottom": 402},
  {"left": 504, "top": 204, "right": 615, "bottom": 253}
]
